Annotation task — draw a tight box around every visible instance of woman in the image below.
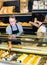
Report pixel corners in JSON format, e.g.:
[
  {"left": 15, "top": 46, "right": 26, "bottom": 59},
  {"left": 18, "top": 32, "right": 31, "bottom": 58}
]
[{"left": 29, "top": 14, "right": 46, "bottom": 37}]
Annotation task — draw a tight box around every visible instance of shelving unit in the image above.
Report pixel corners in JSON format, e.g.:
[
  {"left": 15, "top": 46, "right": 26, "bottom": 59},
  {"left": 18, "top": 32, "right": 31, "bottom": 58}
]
[
  {"left": 32, "top": 10, "right": 47, "bottom": 13},
  {"left": 0, "top": 0, "right": 47, "bottom": 34},
  {"left": 0, "top": 13, "right": 32, "bottom": 17}
]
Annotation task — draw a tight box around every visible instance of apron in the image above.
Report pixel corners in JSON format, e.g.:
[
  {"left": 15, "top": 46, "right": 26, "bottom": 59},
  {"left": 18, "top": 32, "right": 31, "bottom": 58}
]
[
  {"left": 10, "top": 24, "right": 21, "bottom": 45},
  {"left": 10, "top": 24, "right": 19, "bottom": 34}
]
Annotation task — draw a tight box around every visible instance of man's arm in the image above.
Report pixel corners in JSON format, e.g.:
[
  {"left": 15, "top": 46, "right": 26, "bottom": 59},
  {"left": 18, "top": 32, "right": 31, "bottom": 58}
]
[
  {"left": 6, "top": 26, "right": 12, "bottom": 34},
  {"left": 8, "top": 41, "right": 12, "bottom": 50},
  {"left": 6, "top": 26, "right": 12, "bottom": 50}
]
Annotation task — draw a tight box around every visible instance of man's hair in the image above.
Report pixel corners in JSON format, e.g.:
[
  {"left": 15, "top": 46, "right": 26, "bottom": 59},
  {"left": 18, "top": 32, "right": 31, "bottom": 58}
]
[
  {"left": 9, "top": 15, "right": 16, "bottom": 19},
  {"left": 9, "top": 15, "right": 17, "bottom": 23}
]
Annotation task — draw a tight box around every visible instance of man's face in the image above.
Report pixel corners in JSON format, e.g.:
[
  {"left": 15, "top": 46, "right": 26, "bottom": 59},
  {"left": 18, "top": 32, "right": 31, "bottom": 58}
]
[{"left": 9, "top": 18, "right": 16, "bottom": 26}]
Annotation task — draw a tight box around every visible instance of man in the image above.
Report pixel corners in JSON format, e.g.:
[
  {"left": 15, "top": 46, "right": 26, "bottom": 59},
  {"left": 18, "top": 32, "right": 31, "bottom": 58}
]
[
  {"left": 6, "top": 16, "right": 23, "bottom": 36},
  {"left": 6, "top": 16, "right": 23, "bottom": 50}
]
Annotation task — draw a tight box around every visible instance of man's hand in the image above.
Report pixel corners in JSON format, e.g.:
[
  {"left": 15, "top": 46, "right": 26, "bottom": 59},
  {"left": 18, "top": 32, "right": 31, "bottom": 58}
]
[
  {"left": 8, "top": 41, "right": 12, "bottom": 51},
  {"left": 9, "top": 34, "right": 16, "bottom": 39},
  {"left": 8, "top": 44, "right": 12, "bottom": 50}
]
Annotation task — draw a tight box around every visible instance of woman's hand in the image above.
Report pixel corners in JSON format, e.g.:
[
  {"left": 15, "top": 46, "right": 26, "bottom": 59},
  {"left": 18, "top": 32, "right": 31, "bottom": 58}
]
[{"left": 29, "top": 21, "right": 39, "bottom": 27}]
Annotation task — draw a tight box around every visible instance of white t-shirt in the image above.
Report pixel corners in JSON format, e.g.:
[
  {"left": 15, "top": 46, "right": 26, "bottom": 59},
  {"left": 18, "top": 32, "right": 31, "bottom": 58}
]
[
  {"left": 34, "top": 20, "right": 46, "bottom": 37},
  {"left": 37, "top": 25, "right": 46, "bottom": 37},
  {"left": 37, "top": 25, "right": 46, "bottom": 33}
]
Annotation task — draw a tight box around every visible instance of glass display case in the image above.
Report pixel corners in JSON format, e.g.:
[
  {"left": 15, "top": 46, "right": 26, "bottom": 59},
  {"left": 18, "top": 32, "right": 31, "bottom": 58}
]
[
  {"left": 0, "top": 1, "right": 47, "bottom": 65},
  {"left": 0, "top": 34, "right": 47, "bottom": 65}
]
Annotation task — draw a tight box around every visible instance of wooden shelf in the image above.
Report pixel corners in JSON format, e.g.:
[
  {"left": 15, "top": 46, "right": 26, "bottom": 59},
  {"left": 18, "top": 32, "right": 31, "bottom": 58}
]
[
  {"left": 0, "top": 12, "right": 32, "bottom": 17},
  {"left": 0, "top": 26, "right": 32, "bottom": 29},
  {"left": 32, "top": 10, "right": 47, "bottom": 13}
]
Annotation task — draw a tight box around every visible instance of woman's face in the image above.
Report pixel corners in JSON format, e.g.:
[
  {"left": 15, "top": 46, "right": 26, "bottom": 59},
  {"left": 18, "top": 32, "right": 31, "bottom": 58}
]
[{"left": 9, "top": 18, "right": 16, "bottom": 26}]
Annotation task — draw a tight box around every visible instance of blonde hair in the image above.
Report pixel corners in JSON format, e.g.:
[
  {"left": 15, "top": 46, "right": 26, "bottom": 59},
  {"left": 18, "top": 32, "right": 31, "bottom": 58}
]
[
  {"left": 9, "top": 15, "right": 18, "bottom": 24},
  {"left": 9, "top": 15, "right": 15, "bottom": 19}
]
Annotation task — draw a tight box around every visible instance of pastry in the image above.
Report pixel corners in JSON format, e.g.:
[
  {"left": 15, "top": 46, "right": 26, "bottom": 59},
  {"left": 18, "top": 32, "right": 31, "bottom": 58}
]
[
  {"left": 30, "top": 56, "right": 41, "bottom": 65},
  {"left": 17, "top": 54, "right": 28, "bottom": 63},
  {"left": 23, "top": 54, "right": 35, "bottom": 64}
]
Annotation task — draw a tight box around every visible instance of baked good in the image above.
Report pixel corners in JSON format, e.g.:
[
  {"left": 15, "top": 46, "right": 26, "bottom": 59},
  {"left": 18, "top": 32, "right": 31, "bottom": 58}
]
[
  {"left": 30, "top": 56, "right": 41, "bottom": 65},
  {"left": 7, "top": 6, "right": 15, "bottom": 14},
  {"left": 23, "top": 54, "right": 35, "bottom": 64},
  {"left": 17, "top": 54, "right": 28, "bottom": 62}
]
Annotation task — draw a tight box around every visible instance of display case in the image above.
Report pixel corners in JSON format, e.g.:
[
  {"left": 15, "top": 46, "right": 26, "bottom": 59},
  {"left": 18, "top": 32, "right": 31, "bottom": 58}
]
[
  {"left": 0, "top": 1, "right": 47, "bottom": 65},
  {"left": 0, "top": 34, "right": 47, "bottom": 65}
]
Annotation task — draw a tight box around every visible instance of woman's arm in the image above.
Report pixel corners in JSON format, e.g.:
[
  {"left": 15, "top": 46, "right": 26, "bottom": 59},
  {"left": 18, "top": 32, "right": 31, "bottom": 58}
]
[{"left": 29, "top": 21, "right": 39, "bottom": 28}]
